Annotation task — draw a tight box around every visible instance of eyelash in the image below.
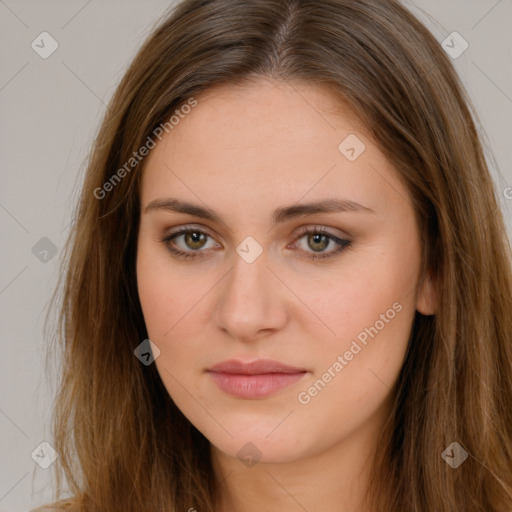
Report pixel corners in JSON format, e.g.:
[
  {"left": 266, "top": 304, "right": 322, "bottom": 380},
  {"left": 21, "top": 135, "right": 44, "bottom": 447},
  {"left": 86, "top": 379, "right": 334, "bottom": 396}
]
[{"left": 160, "top": 225, "right": 352, "bottom": 261}]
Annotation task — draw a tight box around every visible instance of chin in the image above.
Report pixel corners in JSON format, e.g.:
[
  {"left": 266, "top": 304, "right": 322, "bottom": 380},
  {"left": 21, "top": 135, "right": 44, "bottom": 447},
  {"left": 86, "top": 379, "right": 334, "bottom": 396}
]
[{"left": 203, "top": 417, "right": 320, "bottom": 466}]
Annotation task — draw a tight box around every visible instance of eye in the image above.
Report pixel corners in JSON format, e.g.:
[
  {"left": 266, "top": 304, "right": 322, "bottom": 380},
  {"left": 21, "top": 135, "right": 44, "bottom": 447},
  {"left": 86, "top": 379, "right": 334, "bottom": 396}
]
[
  {"left": 161, "top": 225, "right": 351, "bottom": 261},
  {"left": 291, "top": 226, "right": 351, "bottom": 260},
  {"left": 161, "top": 226, "right": 220, "bottom": 260}
]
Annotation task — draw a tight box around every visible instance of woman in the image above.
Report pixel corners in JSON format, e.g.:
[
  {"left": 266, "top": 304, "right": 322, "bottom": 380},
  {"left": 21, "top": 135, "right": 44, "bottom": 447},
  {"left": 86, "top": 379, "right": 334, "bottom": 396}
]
[{"left": 36, "top": 0, "right": 512, "bottom": 510}]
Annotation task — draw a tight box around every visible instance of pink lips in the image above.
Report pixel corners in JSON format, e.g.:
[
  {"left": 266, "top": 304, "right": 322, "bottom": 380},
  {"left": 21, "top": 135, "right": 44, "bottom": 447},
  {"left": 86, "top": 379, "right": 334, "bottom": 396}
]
[{"left": 207, "top": 359, "right": 307, "bottom": 399}]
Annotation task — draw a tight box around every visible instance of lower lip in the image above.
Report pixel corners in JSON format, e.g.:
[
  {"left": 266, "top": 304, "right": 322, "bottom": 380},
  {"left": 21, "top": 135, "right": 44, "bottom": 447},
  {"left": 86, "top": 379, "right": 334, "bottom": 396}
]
[{"left": 208, "top": 371, "right": 307, "bottom": 399}]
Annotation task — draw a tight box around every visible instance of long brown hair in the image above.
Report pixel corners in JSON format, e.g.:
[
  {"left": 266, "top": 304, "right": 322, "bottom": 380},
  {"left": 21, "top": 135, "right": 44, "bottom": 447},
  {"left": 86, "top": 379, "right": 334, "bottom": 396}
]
[{"left": 35, "top": 0, "right": 512, "bottom": 510}]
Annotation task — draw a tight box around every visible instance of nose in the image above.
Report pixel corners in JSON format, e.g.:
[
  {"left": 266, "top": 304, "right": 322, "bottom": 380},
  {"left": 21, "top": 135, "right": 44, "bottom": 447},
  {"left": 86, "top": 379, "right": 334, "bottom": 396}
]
[{"left": 212, "top": 246, "right": 288, "bottom": 343}]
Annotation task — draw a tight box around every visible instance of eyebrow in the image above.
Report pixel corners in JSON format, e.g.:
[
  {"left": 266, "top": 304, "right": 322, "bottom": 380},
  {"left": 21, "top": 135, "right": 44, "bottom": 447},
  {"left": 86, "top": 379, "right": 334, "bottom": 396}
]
[{"left": 143, "top": 197, "right": 375, "bottom": 224}]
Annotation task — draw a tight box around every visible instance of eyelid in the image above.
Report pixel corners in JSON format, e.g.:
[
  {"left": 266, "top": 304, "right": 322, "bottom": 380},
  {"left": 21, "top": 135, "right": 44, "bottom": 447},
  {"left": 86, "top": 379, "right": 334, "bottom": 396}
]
[
  {"left": 164, "top": 223, "right": 218, "bottom": 239},
  {"left": 291, "top": 224, "right": 350, "bottom": 243},
  {"left": 162, "top": 223, "right": 222, "bottom": 255},
  {"left": 161, "top": 223, "right": 351, "bottom": 260},
  {"left": 163, "top": 223, "right": 348, "bottom": 242},
  {"left": 289, "top": 225, "right": 351, "bottom": 260}
]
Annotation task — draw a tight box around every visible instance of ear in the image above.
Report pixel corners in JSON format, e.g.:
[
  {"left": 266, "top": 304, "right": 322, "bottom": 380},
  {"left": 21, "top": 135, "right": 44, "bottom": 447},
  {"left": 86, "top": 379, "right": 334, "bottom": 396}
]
[{"left": 416, "top": 271, "right": 437, "bottom": 315}]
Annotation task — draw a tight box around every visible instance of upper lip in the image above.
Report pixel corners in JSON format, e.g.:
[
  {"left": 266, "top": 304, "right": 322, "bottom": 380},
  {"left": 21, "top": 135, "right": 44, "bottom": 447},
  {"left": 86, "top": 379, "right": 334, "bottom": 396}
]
[{"left": 208, "top": 359, "right": 307, "bottom": 375}]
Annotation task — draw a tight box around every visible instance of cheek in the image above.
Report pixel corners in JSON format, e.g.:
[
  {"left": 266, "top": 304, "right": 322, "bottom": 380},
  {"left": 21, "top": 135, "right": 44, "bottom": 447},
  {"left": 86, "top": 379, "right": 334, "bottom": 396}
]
[
  {"left": 136, "top": 241, "right": 215, "bottom": 384},
  {"left": 136, "top": 244, "right": 219, "bottom": 436},
  {"left": 136, "top": 254, "right": 171, "bottom": 338},
  {"left": 294, "top": 248, "right": 417, "bottom": 400},
  {"left": 136, "top": 239, "right": 198, "bottom": 339},
  {"left": 294, "top": 249, "right": 416, "bottom": 348},
  {"left": 292, "top": 286, "right": 413, "bottom": 453}
]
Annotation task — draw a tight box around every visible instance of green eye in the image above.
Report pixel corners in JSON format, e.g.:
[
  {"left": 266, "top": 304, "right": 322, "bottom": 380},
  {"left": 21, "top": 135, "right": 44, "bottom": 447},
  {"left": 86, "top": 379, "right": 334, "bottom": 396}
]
[
  {"left": 292, "top": 226, "right": 351, "bottom": 260},
  {"left": 161, "top": 225, "right": 351, "bottom": 261}
]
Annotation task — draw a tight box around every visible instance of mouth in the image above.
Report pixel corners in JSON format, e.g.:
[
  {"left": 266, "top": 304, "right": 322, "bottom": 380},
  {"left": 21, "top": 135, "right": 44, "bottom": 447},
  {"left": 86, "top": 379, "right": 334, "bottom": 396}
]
[{"left": 206, "top": 359, "right": 308, "bottom": 399}]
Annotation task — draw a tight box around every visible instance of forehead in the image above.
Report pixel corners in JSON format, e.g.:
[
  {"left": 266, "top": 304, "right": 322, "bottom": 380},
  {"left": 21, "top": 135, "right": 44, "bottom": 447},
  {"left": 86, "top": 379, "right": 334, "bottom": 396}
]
[
  {"left": 140, "top": 78, "right": 409, "bottom": 219},
  {"left": 172, "top": 78, "right": 369, "bottom": 147}
]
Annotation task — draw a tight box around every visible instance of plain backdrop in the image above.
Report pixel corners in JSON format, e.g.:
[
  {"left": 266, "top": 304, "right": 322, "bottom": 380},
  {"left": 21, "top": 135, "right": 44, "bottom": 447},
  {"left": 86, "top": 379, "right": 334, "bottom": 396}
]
[{"left": 0, "top": 1, "right": 511, "bottom": 511}]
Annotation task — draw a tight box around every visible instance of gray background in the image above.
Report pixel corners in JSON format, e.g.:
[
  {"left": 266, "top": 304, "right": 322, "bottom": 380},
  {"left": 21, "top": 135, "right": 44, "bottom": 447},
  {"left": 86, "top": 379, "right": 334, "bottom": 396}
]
[{"left": 0, "top": 1, "right": 511, "bottom": 511}]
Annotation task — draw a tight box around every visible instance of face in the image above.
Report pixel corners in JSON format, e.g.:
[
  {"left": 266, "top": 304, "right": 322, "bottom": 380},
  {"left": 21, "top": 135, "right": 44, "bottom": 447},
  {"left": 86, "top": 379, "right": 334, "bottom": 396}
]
[{"left": 136, "top": 78, "right": 435, "bottom": 465}]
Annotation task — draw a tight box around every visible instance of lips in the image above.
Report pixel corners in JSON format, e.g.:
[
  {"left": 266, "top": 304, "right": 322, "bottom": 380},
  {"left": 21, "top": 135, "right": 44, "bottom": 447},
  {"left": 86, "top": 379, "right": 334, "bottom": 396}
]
[
  {"left": 208, "top": 359, "right": 306, "bottom": 375},
  {"left": 207, "top": 359, "right": 307, "bottom": 399}
]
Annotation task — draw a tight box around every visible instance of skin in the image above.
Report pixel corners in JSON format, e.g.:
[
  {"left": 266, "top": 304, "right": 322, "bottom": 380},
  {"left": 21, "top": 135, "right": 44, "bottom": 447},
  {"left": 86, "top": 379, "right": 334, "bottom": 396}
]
[{"left": 136, "top": 78, "right": 436, "bottom": 512}]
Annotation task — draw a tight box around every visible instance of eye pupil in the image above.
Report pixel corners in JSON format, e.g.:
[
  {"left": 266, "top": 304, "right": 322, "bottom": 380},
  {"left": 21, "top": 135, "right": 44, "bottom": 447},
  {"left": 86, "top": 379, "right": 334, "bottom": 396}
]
[
  {"left": 308, "top": 233, "right": 328, "bottom": 252},
  {"left": 186, "top": 232, "right": 207, "bottom": 249}
]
